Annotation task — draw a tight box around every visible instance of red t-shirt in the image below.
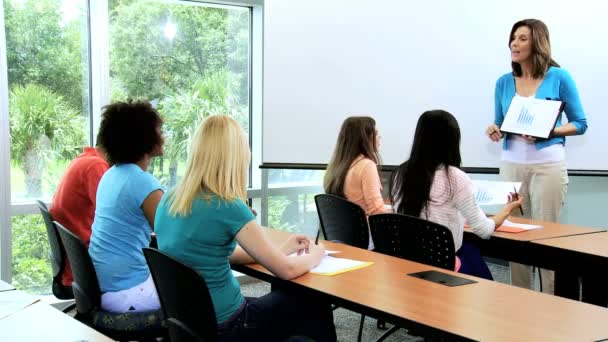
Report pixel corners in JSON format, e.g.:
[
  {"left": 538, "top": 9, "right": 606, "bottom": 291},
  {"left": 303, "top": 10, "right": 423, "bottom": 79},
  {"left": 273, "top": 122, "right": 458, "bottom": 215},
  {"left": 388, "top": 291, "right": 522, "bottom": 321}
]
[{"left": 50, "top": 147, "right": 109, "bottom": 286}]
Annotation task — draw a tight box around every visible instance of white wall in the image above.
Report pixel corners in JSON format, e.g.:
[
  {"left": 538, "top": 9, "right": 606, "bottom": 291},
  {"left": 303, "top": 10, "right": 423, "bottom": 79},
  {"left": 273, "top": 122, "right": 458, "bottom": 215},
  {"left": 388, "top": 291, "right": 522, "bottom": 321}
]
[{"left": 263, "top": 0, "right": 608, "bottom": 170}]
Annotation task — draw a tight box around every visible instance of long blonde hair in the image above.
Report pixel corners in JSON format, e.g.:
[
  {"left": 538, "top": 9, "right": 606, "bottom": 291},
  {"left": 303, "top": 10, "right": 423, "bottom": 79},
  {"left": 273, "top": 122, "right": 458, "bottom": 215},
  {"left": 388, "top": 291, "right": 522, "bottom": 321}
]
[{"left": 168, "top": 115, "right": 250, "bottom": 216}]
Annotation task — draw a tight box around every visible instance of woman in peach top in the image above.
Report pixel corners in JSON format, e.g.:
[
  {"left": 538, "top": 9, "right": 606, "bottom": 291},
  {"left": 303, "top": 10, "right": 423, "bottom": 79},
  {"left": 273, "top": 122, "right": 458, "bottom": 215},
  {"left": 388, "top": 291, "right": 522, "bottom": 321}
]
[{"left": 324, "top": 116, "right": 390, "bottom": 250}]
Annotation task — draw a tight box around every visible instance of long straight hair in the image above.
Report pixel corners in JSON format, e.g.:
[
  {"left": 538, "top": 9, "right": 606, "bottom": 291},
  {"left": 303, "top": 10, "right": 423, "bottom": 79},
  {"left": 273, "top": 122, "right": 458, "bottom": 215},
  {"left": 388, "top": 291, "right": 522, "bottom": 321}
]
[
  {"left": 168, "top": 115, "right": 250, "bottom": 216},
  {"left": 324, "top": 116, "right": 380, "bottom": 197},
  {"left": 390, "top": 110, "right": 462, "bottom": 217},
  {"left": 510, "top": 19, "right": 560, "bottom": 79}
]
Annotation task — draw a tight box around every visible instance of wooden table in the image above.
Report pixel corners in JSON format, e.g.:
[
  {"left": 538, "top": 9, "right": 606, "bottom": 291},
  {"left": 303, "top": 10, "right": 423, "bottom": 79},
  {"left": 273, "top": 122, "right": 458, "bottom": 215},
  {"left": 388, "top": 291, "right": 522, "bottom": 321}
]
[
  {"left": 0, "top": 279, "right": 15, "bottom": 292},
  {"left": 464, "top": 217, "right": 606, "bottom": 302},
  {"left": 532, "top": 232, "right": 608, "bottom": 305},
  {"left": 0, "top": 301, "right": 113, "bottom": 341},
  {"left": 464, "top": 216, "right": 604, "bottom": 270},
  {"left": 233, "top": 228, "right": 608, "bottom": 342}
]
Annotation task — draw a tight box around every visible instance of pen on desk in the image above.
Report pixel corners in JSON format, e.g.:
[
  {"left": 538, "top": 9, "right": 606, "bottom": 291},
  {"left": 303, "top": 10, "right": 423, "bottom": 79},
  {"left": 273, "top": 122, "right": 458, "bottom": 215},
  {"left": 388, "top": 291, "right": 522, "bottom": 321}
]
[{"left": 513, "top": 186, "right": 524, "bottom": 216}]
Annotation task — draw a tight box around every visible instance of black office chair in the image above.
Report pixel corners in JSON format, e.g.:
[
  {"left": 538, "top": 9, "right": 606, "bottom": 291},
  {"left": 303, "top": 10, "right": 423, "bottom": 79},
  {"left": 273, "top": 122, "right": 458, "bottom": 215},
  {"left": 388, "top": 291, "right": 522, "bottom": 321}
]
[
  {"left": 166, "top": 317, "right": 204, "bottom": 342},
  {"left": 143, "top": 247, "right": 217, "bottom": 342},
  {"left": 314, "top": 194, "right": 369, "bottom": 248},
  {"left": 314, "top": 194, "right": 370, "bottom": 342},
  {"left": 36, "top": 200, "right": 75, "bottom": 312},
  {"left": 369, "top": 213, "right": 456, "bottom": 342},
  {"left": 55, "top": 222, "right": 165, "bottom": 341},
  {"left": 369, "top": 213, "right": 455, "bottom": 270}
]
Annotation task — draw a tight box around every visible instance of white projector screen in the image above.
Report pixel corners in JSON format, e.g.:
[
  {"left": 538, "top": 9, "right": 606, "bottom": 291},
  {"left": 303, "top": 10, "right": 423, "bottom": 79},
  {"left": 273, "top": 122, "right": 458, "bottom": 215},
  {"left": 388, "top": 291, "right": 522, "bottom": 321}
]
[{"left": 262, "top": 0, "right": 608, "bottom": 170}]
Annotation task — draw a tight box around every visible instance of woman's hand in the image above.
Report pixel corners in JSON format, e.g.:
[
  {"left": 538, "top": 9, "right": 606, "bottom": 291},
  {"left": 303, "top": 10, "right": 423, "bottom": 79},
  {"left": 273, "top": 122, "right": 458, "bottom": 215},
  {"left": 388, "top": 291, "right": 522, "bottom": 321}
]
[
  {"left": 280, "top": 234, "right": 312, "bottom": 256},
  {"left": 486, "top": 124, "right": 503, "bottom": 142},
  {"left": 506, "top": 192, "right": 524, "bottom": 212},
  {"left": 521, "top": 135, "right": 536, "bottom": 143},
  {"left": 306, "top": 242, "right": 326, "bottom": 266}
]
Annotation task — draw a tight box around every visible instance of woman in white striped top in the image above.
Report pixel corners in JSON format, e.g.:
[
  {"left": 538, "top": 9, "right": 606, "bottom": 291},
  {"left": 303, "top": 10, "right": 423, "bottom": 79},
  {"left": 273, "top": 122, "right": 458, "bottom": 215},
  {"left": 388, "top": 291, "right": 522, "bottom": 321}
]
[{"left": 390, "top": 110, "right": 522, "bottom": 279}]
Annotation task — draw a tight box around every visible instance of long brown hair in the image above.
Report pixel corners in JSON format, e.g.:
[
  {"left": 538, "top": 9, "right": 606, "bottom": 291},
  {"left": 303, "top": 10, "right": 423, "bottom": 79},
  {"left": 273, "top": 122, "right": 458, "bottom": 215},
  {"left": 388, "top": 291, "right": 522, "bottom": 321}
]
[
  {"left": 324, "top": 116, "right": 380, "bottom": 197},
  {"left": 390, "top": 110, "right": 462, "bottom": 218},
  {"left": 510, "top": 19, "right": 560, "bottom": 79}
]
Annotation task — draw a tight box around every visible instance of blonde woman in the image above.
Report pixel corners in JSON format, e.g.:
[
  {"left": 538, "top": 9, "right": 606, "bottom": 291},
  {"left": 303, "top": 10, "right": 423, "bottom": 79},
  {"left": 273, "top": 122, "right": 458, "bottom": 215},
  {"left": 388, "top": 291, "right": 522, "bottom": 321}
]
[{"left": 154, "top": 116, "right": 336, "bottom": 342}]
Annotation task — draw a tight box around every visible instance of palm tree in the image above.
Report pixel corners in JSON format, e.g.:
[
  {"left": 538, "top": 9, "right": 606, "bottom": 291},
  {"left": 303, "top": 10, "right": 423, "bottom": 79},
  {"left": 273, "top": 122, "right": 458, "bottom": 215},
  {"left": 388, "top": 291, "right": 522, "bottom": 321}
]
[
  {"left": 159, "top": 70, "right": 233, "bottom": 186},
  {"left": 9, "top": 84, "right": 85, "bottom": 197}
]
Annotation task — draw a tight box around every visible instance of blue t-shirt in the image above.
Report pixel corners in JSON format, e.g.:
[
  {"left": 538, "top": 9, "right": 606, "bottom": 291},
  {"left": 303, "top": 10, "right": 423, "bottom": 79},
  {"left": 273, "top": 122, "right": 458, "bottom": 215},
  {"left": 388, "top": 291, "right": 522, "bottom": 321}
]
[
  {"left": 155, "top": 192, "right": 255, "bottom": 323},
  {"left": 89, "top": 164, "right": 163, "bottom": 292}
]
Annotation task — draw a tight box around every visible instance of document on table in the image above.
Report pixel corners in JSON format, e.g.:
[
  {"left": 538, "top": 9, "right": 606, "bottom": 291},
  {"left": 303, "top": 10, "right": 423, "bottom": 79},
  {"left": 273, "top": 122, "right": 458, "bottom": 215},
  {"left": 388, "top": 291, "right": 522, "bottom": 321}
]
[
  {"left": 472, "top": 180, "right": 522, "bottom": 205},
  {"left": 0, "top": 290, "right": 40, "bottom": 319},
  {"left": 289, "top": 250, "right": 373, "bottom": 276},
  {"left": 500, "top": 96, "right": 564, "bottom": 138},
  {"left": 310, "top": 255, "right": 373, "bottom": 276},
  {"left": 496, "top": 219, "right": 542, "bottom": 233}
]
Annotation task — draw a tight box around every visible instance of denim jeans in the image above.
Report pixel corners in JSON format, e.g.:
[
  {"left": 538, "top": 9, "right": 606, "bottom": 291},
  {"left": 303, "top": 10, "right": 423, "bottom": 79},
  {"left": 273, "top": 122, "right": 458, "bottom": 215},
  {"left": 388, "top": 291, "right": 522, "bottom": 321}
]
[{"left": 217, "top": 287, "right": 336, "bottom": 342}]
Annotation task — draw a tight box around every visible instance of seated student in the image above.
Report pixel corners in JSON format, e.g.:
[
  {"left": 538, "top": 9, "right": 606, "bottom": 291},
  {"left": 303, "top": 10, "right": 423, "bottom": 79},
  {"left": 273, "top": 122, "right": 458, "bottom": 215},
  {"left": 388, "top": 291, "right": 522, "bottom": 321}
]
[
  {"left": 50, "top": 143, "right": 109, "bottom": 287},
  {"left": 390, "top": 110, "right": 522, "bottom": 279},
  {"left": 155, "top": 115, "right": 336, "bottom": 342},
  {"left": 324, "top": 116, "right": 391, "bottom": 249},
  {"left": 88, "top": 100, "right": 164, "bottom": 313}
]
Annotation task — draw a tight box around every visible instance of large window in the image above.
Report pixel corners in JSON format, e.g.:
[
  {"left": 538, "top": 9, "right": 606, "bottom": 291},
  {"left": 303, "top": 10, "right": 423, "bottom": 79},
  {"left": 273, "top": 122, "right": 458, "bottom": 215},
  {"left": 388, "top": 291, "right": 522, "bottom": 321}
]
[
  {"left": 4, "top": 0, "right": 91, "bottom": 294},
  {"left": 108, "top": 0, "right": 251, "bottom": 188},
  {"left": 0, "top": 0, "right": 254, "bottom": 294},
  {"left": 5, "top": 0, "right": 91, "bottom": 203}
]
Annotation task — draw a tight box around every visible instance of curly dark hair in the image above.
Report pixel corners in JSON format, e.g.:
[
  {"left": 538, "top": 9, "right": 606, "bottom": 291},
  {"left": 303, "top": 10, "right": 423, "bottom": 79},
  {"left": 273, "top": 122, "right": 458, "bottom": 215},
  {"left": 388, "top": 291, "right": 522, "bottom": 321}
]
[{"left": 97, "top": 100, "right": 163, "bottom": 165}]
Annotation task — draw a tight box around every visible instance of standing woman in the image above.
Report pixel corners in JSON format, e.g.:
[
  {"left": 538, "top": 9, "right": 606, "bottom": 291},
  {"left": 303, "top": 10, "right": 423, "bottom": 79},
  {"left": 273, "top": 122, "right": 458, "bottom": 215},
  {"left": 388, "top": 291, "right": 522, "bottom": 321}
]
[
  {"left": 324, "top": 116, "right": 391, "bottom": 250},
  {"left": 487, "top": 19, "right": 588, "bottom": 293}
]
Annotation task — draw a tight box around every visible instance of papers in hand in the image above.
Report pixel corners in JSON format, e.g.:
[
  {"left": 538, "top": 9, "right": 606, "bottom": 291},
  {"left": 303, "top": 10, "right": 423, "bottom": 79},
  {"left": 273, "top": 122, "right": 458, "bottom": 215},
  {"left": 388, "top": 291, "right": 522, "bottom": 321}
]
[
  {"left": 496, "top": 219, "right": 542, "bottom": 233},
  {"left": 500, "top": 96, "right": 564, "bottom": 138},
  {"left": 472, "top": 180, "right": 521, "bottom": 205}
]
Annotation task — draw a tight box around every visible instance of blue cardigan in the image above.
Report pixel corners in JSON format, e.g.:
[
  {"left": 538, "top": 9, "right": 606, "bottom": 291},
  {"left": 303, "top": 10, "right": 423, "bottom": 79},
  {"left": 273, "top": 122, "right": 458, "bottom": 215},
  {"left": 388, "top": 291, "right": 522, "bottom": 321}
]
[{"left": 494, "top": 66, "right": 588, "bottom": 150}]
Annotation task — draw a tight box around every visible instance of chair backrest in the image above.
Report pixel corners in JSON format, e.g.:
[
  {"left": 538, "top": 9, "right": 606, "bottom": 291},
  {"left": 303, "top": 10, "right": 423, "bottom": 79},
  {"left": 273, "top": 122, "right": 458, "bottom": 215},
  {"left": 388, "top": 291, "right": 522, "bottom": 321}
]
[
  {"left": 55, "top": 221, "right": 101, "bottom": 314},
  {"left": 369, "top": 213, "right": 455, "bottom": 270},
  {"left": 143, "top": 248, "right": 217, "bottom": 342},
  {"left": 37, "top": 200, "right": 64, "bottom": 279},
  {"left": 314, "top": 194, "right": 369, "bottom": 249},
  {"left": 167, "top": 318, "right": 204, "bottom": 342}
]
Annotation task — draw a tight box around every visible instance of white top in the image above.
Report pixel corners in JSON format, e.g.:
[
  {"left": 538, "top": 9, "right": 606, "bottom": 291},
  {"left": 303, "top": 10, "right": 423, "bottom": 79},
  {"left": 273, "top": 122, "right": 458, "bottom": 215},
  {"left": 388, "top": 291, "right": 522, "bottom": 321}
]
[
  {"left": 502, "top": 95, "right": 565, "bottom": 164},
  {"left": 393, "top": 166, "right": 494, "bottom": 251}
]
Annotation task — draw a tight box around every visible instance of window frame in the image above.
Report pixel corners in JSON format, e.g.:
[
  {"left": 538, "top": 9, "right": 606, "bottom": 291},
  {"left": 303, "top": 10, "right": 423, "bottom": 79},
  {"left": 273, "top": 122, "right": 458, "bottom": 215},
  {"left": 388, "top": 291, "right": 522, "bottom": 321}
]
[{"left": 0, "top": 0, "right": 261, "bottom": 285}]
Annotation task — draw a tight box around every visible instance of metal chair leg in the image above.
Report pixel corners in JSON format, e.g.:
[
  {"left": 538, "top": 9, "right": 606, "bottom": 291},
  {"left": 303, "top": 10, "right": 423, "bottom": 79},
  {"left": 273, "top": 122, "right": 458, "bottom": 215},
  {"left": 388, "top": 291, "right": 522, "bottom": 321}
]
[
  {"left": 357, "top": 314, "right": 366, "bottom": 342},
  {"left": 374, "top": 326, "right": 399, "bottom": 342}
]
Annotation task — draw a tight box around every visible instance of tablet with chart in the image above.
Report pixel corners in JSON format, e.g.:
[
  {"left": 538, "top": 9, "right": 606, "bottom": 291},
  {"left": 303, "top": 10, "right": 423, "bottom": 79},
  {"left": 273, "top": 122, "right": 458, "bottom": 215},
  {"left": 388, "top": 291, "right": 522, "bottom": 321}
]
[
  {"left": 500, "top": 96, "right": 564, "bottom": 138},
  {"left": 472, "top": 180, "right": 522, "bottom": 205}
]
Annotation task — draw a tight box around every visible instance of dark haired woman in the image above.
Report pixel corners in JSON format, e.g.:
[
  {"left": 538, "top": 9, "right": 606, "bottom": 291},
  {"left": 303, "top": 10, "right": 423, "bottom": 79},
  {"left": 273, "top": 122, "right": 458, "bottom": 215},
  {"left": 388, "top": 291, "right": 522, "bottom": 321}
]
[
  {"left": 393, "top": 110, "right": 522, "bottom": 279},
  {"left": 89, "top": 100, "right": 165, "bottom": 312},
  {"left": 486, "top": 19, "right": 588, "bottom": 292},
  {"left": 324, "top": 116, "right": 391, "bottom": 250}
]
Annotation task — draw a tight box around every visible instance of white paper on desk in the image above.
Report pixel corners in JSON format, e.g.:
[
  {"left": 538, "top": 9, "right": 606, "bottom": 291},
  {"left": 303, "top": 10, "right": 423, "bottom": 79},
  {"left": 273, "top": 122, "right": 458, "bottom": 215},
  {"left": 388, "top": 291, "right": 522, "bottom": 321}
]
[
  {"left": 502, "top": 219, "right": 542, "bottom": 231},
  {"left": 0, "top": 291, "right": 40, "bottom": 319},
  {"left": 310, "top": 255, "right": 369, "bottom": 275},
  {"left": 500, "top": 96, "right": 563, "bottom": 138},
  {"left": 472, "top": 180, "right": 522, "bottom": 205}
]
